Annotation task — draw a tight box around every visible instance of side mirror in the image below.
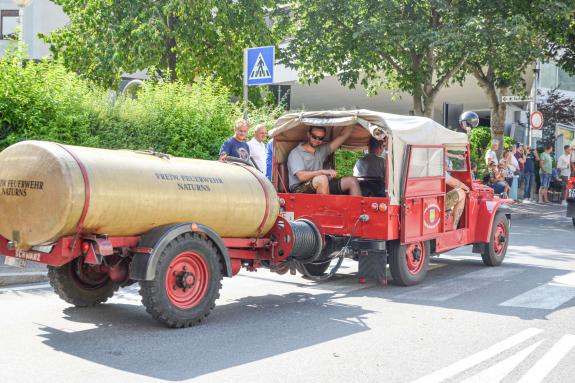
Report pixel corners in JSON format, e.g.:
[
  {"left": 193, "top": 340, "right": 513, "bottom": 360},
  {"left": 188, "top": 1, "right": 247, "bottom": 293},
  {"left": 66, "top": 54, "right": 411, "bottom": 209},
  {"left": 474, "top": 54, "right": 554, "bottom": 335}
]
[{"left": 459, "top": 111, "right": 479, "bottom": 132}]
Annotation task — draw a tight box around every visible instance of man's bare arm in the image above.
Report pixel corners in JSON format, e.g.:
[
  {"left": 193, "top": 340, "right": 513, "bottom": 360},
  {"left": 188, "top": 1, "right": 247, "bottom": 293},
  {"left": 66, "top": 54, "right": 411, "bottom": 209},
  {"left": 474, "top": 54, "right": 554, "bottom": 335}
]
[{"left": 329, "top": 126, "right": 354, "bottom": 153}]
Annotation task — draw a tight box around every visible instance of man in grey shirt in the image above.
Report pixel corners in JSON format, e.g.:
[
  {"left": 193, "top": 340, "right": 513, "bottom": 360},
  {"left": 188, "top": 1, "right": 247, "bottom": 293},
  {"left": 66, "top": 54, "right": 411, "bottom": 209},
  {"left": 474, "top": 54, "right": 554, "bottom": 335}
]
[
  {"left": 287, "top": 126, "right": 361, "bottom": 195},
  {"left": 353, "top": 137, "right": 385, "bottom": 196}
]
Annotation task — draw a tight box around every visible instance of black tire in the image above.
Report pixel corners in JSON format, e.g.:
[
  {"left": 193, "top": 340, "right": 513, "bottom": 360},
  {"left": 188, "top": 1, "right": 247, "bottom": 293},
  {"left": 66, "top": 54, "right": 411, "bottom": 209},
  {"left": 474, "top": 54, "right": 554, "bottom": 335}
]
[
  {"left": 139, "top": 233, "right": 222, "bottom": 328},
  {"left": 481, "top": 212, "right": 509, "bottom": 266},
  {"left": 48, "top": 257, "right": 119, "bottom": 307},
  {"left": 389, "top": 241, "right": 430, "bottom": 286}
]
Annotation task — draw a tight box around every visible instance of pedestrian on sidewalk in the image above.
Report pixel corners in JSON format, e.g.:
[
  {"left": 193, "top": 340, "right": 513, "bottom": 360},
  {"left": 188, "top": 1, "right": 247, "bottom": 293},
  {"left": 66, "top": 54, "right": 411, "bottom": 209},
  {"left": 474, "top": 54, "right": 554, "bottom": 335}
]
[
  {"left": 538, "top": 144, "right": 553, "bottom": 203},
  {"left": 515, "top": 143, "right": 526, "bottom": 199},
  {"left": 557, "top": 145, "right": 572, "bottom": 206},
  {"left": 247, "top": 123, "right": 268, "bottom": 174},
  {"left": 523, "top": 144, "right": 536, "bottom": 203}
]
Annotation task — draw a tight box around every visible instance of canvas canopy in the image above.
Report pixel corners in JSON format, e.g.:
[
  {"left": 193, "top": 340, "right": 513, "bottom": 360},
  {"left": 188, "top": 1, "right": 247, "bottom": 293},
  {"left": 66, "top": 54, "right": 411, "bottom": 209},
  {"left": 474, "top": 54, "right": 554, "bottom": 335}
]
[{"left": 269, "top": 109, "right": 468, "bottom": 205}]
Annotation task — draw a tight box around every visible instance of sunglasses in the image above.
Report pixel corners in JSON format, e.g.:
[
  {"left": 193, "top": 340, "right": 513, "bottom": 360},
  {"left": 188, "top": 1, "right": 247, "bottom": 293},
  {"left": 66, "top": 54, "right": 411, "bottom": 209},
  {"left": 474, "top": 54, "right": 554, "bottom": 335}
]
[{"left": 310, "top": 133, "right": 325, "bottom": 141}]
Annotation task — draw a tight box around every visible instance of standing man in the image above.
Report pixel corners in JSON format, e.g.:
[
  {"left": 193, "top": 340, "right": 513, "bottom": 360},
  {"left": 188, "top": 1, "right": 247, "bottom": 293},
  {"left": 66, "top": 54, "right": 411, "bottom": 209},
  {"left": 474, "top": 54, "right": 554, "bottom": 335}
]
[
  {"left": 265, "top": 139, "right": 274, "bottom": 181},
  {"left": 219, "top": 119, "right": 250, "bottom": 161},
  {"left": 485, "top": 139, "right": 499, "bottom": 166},
  {"left": 247, "top": 124, "right": 267, "bottom": 173},
  {"left": 538, "top": 144, "right": 553, "bottom": 203},
  {"left": 557, "top": 145, "right": 572, "bottom": 206},
  {"left": 287, "top": 126, "right": 361, "bottom": 196}
]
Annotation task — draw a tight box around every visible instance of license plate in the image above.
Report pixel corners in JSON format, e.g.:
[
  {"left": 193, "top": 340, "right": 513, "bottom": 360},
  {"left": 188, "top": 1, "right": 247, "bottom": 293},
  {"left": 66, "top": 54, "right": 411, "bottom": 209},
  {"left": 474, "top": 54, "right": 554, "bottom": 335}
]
[{"left": 4, "top": 256, "right": 27, "bottom": 268}]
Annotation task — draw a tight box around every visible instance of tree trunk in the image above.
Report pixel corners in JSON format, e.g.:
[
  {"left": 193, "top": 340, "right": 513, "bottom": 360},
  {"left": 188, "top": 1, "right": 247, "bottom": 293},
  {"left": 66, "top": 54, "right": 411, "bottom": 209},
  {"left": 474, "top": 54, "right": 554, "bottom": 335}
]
[
  {"left": 413, "top": 92, "right": 425, "bottom": 116},
  {"left": 165, "top": 15, "right": 178, "bottom": 81},
  {"left": 473, "top": 67, "right": 508, "bottom": 158}
]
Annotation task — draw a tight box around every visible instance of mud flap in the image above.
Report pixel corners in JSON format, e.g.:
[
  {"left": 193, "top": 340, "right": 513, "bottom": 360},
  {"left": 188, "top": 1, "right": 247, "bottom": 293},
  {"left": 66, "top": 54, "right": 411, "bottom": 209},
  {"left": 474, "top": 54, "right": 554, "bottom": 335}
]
[{"left": 358, "top": 250, "right": 388, "bottom": 285}]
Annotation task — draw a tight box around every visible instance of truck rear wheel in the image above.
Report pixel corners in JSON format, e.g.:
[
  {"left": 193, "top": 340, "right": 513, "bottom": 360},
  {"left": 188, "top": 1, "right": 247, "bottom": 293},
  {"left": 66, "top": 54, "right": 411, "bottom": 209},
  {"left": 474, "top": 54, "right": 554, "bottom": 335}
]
[
  {"left": 48, "top": 257, "right": 119, "bottom": 307},
  {"left": 482, "top": 213, "right": 509, "bottom": 266},
  {"left": 389, "top": 241, "right": 430, "bottom": 286},
  {"left": 139, "top": 233, "right": 222, "bottom": 328}
]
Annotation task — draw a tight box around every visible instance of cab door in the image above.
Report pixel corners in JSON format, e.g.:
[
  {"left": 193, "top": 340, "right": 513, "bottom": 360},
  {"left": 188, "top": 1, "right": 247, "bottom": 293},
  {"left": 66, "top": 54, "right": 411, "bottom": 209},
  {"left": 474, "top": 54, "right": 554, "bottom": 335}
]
[{"left": 401, "top": 145, "right": 446, "bottom": 244}]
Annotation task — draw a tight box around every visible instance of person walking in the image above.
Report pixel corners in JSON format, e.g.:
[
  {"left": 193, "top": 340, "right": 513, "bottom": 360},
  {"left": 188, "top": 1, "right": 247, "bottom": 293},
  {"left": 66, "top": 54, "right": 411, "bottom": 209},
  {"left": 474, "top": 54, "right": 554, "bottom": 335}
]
[
  {"left": 557, "top": 145, "right": 572, "bottom": 206},
  {"left": 523, "top": 145, "right": 536, "bottom": 202},
  {"left": 538, "top": 144, "right": 553, "bottom": 203},
  {"left": 514, "top": 143, "right": 526, "bottom": 200}
]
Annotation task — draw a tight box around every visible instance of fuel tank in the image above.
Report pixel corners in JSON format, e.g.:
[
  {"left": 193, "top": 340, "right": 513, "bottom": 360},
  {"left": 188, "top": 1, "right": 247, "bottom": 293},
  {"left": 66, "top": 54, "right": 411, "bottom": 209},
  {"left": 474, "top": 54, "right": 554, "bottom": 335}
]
[{"left": 0, "top": 141, "right": 279, "bottom": 249}]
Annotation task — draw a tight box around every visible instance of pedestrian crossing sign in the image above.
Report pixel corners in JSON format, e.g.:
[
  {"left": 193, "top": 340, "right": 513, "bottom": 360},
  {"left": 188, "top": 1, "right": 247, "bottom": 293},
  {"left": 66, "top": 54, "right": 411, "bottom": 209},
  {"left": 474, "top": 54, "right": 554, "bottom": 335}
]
[{"left": 246, "top": 46, "right": 274, "bottom": 86}]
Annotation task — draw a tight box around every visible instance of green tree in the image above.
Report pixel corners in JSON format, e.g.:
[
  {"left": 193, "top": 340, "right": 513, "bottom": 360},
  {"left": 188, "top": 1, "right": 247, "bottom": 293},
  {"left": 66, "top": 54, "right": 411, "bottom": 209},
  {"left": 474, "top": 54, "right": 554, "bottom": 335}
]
[
  {"left": 281, "top": 0, "right": 477, "bottom": 117},
  {"left": 465, "top": 1, "right": 574, "bottom": 154},
  {"left": 41, "top": 0, "right": 280, "bottom": 93}
]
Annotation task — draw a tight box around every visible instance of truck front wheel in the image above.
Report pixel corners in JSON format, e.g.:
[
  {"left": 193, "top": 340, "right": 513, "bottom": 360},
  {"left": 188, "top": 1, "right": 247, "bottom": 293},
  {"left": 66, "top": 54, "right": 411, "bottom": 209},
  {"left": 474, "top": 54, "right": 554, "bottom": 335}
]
[
  {"left": 481, "top": 212, "right": 509, "bottom": 266},
  {"left": 389, "top": 241, "right": 430, "bottom": 286},
  {"left": 48, "top": 257, "right": 119, "bottom": 307},
  {"left": 139, "top": 233, "right": 222, "bottom": 328}
]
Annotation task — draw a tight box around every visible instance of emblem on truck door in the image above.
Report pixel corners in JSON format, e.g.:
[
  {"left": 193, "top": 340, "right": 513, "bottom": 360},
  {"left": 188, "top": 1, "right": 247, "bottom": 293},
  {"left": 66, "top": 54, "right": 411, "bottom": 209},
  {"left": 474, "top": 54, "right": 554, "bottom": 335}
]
[{"left": 423, "top": 204, "right": 441, "bottom": 229}]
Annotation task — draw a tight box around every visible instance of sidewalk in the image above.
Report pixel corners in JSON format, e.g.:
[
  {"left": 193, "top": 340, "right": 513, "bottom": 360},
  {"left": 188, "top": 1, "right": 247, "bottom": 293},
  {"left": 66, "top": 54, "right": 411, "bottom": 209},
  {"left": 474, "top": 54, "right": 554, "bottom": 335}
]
[
  {"left": 0, "top": 256, "right": 48, "bottom": 287},
  {"left": 507, "top": 200, "right": 568, "bottom": 220}
]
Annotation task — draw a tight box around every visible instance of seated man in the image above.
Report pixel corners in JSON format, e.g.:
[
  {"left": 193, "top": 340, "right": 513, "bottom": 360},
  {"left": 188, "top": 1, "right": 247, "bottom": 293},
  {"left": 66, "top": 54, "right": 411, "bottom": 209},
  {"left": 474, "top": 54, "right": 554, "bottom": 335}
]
[
  {"left": 287, "top": 125, "right": 361, "bottom": 196},
  {"left": 445, "top": 171, "right": 469, "bottom": 229},
  {"left": 353, "top": 137, "right": 385, "bottom": 197}
]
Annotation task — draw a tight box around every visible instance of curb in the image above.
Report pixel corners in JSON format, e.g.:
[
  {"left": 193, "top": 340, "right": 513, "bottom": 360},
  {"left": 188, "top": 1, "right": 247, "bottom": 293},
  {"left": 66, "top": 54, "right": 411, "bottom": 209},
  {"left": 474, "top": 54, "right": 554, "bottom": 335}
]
[{"left": 0, "top": 270, "right": 49, "bottom": 287}]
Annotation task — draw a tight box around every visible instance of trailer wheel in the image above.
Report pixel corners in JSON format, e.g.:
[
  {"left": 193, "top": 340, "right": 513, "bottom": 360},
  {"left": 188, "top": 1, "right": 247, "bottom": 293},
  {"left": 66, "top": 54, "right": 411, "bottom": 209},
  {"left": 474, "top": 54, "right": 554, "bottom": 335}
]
[
  {"left": 48, "top": 257, "right": 119, "bottom": 307},
  {"left": 389, "top": 241, "right": 430, "bottom": 286},
  {"left": 139, "top": 233, "right": 222, "bottom": 328},
  {"left": 482, "top": 213, "right": 509, "bottom": 266}
]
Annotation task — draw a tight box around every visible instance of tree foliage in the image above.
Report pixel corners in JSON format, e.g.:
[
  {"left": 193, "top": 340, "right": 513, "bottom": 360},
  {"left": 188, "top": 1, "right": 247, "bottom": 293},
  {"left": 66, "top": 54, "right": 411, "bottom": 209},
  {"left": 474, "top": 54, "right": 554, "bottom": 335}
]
[
  {"left": 281, "top": 0, "right": 479, "bottom": 117},
  {"left": 537, "top": 88, "right": 575, "bottom": 145},
  {"left": 41, "top": 0, "right": 280, "bottom": 93}
]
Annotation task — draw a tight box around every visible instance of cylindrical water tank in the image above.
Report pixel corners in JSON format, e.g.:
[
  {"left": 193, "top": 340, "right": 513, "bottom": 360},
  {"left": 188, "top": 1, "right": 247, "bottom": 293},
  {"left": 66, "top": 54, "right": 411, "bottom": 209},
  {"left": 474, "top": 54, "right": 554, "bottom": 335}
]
[{"left": 0, "top": 141, "right": 279, "bottom": 249}]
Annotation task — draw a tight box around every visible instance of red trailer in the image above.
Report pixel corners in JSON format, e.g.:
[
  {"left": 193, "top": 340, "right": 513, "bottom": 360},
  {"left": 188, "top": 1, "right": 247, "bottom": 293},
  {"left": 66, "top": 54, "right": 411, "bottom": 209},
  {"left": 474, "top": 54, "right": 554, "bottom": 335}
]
[{"left": 0, "top": 110, "right": 511, "bottom": 328}]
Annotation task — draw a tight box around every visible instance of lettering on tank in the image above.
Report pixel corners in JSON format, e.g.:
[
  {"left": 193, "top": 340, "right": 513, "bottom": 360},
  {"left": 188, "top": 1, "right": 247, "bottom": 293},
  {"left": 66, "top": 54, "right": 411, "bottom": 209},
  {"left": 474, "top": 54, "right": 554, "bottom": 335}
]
[
  {"left": 0, "top": 179, "right": 44, "bottom": 197},
  {"left": 154, "top": 173, "right": 224, "bottom": 192}
]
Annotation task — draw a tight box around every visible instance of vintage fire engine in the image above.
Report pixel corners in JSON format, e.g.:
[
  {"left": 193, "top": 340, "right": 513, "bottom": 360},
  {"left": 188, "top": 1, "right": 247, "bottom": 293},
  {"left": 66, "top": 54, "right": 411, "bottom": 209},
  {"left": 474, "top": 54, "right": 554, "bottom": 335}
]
[{"left": 0, "top": 110, "right": 510, "bottom": 328}]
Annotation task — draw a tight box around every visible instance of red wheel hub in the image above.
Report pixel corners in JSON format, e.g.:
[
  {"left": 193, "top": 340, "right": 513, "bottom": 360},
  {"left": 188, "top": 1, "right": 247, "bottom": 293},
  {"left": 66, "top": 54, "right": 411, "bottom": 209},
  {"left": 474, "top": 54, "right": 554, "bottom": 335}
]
[
  {"left": 493, "top": 222, "right": 507, "bottom": 255},
  {"left": 165, "top": 251, "right": 209, "bottom": 309},
  {"left": 405, "top": 242, "right": 425, "bottom": 275}
]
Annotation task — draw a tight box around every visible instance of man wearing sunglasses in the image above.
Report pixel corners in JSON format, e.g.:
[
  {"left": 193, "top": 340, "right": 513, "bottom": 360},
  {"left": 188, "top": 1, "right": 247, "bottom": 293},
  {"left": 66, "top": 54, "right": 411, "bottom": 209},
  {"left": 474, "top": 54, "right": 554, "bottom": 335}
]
[{"left": 287, "top": 125, "right": 361, "bottom": 196}]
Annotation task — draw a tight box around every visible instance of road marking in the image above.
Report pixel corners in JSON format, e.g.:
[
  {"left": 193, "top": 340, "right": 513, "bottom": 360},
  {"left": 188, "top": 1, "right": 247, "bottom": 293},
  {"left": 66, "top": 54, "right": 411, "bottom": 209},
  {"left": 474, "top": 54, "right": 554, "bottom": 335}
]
[
  {"left": 461, "top": 340, "right": 543, "bottom": 383},
  {"left": 397, "top": 267, "right": 522, "bottom": 302},
  {"left": 411, "top": 328, "right": 542, "bottom": 383},
  {"left": 517, "top": 334, "right": 575, "bottom": 383},
  {"left": 500, "top": 272, "right": 575, "bottom": 309},
  {"left": 0, "top": 282, "right": 50, "bottom": 292}
]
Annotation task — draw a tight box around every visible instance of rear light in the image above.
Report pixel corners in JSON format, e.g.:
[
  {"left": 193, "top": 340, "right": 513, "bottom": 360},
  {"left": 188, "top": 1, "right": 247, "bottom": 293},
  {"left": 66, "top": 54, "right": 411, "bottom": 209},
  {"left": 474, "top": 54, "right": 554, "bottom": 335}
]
[
  {"left": 82, "top": 242, "right": 90, "bottom": 253},
  {"left": 379, "top": 203, "right": 388, "bottom": 212},
  {"left": 371, "top": 202, "right": 379, "bottom": 212},
  {"left": 279, "top": 198, "right": 286, "bottom": 207}
]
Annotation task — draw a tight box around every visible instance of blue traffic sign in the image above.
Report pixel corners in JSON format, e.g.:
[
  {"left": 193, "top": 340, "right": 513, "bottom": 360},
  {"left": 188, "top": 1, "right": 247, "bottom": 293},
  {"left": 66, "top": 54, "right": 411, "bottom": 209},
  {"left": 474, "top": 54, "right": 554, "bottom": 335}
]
[{"left": 246, "top": 46, "right": 274, "bottom": 86}]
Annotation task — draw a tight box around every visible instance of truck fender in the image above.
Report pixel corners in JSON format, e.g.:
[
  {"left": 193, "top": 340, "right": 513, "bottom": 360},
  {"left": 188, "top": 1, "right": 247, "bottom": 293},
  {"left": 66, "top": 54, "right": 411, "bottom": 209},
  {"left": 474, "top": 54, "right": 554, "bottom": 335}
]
[
  {"left": 473, "top": 200, "right": 512, "bottom": 244},
  {"left": 129, "top": 222, "right": 232, "bottom": 281}
]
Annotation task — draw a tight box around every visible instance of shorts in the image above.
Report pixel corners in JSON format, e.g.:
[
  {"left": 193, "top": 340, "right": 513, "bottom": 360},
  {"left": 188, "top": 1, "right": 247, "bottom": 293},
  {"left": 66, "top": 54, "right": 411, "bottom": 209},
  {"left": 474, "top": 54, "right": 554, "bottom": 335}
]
[
  {"left": 290, "top": 177, "right": 343, "bottom": 195},
  {"left": 445, "top": 189, "right": 460, "bottom": 211},
  {"left": 540, "top": 173, "right": 551, "bottom": 188}
]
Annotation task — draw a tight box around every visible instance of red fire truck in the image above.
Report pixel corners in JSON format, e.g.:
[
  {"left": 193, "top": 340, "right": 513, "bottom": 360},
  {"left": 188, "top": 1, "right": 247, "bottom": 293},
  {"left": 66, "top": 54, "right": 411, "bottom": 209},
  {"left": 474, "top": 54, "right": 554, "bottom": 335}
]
[{"left": 0, "top": 110, "right": 511, "bottom": 328}]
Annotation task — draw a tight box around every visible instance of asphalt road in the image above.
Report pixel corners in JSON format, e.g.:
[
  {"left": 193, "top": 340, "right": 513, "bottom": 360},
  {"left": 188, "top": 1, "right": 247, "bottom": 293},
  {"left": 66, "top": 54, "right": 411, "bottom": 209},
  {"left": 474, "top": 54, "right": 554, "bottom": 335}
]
[{"left": 0, "top": 212, "right": 574, "bottom": 383}]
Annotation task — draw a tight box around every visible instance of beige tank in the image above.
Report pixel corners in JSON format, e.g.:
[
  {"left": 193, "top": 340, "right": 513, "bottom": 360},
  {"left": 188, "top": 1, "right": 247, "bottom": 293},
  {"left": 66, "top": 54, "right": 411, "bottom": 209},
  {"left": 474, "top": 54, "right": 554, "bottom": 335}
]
[{"left": 0, "top": 141, "right": 279, "bottom": 249}]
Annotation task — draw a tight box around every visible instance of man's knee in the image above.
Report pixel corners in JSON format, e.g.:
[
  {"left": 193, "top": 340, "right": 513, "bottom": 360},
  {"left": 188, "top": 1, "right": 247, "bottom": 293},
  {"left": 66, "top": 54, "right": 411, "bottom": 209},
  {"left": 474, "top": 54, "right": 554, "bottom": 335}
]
[{"left": 312, "top": 175, "right": 329, "bottom": 193}]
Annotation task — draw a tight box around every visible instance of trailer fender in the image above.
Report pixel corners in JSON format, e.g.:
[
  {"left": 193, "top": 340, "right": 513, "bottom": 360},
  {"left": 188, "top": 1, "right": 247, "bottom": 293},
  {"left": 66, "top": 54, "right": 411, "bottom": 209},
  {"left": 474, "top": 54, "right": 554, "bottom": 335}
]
[
  {"left": 473, "top": 200, "right": 512, "bottom": 244},
  {"left": 129, "top": 222, "right": 232, "bottom": 280}
]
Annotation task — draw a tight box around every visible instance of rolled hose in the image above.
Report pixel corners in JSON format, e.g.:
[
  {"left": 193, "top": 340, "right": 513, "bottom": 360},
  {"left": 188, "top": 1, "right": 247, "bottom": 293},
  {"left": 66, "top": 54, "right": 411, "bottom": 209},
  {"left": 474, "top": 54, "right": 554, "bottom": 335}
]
[{"left": 288, "top": 219, "right": 323, "bottom": 264}]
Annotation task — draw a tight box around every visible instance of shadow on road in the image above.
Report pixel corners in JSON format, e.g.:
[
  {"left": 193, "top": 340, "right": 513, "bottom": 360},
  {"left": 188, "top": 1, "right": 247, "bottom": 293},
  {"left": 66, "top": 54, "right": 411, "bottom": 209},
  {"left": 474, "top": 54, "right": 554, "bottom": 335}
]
[{"left": 37, "top": 291, "right": 373, "bottom": 381}]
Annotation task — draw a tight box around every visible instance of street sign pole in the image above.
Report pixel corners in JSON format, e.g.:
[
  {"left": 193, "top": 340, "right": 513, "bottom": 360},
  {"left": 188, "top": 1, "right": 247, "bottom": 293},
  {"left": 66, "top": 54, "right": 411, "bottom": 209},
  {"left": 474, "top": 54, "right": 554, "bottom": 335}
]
[{"left": 243, "top": 48, "right": 248, "bottom": 119}]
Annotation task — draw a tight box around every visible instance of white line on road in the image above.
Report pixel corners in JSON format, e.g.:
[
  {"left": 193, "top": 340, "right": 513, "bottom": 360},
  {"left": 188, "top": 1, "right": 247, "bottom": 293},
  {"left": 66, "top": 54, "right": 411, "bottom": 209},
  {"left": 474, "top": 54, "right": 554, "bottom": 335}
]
[
  {"left": 517, "top": 334, "right": 575, "bottom": 383},
  {"left": 500, "top": 272, "right": 575, "bottom": 310},
  {"left": 411, "top": 328, "right": 542, "bottom": 383},
  {"left": 397, "top": 266, "right": 523, "bottom": 302},
  {"left": 461, "top": 340, "right": 543, "bottom": 383},
  {"left": 0, "top": 282, "right": 50, "bottom": 293}
]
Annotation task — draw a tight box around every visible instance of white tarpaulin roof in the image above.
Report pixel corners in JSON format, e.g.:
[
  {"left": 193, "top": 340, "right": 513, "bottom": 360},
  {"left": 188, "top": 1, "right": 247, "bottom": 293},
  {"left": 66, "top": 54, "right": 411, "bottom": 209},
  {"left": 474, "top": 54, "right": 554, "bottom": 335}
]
[{"left": 270, "top": 109, "right": 468, "bottom": 205}]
